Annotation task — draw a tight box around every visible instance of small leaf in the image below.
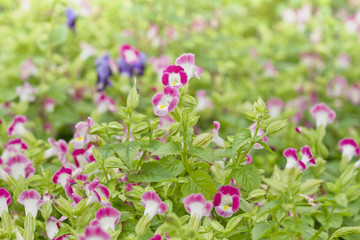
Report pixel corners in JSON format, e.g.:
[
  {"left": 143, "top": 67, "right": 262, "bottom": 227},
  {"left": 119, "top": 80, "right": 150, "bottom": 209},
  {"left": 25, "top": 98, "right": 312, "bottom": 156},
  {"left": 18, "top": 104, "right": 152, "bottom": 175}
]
[
  {"left": 232, "top": 129, "right": 252, "bottom": 153},
  {"left": 181, "top": 170, "right": 217, "bottom": 200},
  {"left": 232, "top": 165, "right": 261, "bottom": 192},
  {"left": 145, "top": 140, "right": 182, "bottom": 156},
  {"left": 266, "top": 119, "right": 288, "bottom": 135},
  {"left": 115, "top": 142, "right": 141, "bottom": 170},
  {"left": 329, "top": 226, "right": 360, "bottom": 239}
]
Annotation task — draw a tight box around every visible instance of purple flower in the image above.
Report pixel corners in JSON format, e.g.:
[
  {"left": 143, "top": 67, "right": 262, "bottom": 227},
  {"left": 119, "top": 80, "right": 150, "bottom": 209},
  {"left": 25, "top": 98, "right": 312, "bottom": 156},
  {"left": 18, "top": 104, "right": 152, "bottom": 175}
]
[
  {"left": 152, "top": 86, "right": 180, "bottom": 116},
  {"left": 65, "top": 7, "right": 77, "bottom": 30},
  {"left": 141, "top": 191, "right": 167, "bottom": 220},
  {"left": 338, "top": 138, "right": 360, "bottom": 162},
  {"left": 213, "top": 185, "right": 240, "bottom": 218},
  {"left": 117, "top": 44, "right": 146, "bottom": 77},
  {"left": 95, "top": 54, "right": 112, "bottom": 91},
  {"left": 183, "top": 193, "right": 213, "bottom": 217}
]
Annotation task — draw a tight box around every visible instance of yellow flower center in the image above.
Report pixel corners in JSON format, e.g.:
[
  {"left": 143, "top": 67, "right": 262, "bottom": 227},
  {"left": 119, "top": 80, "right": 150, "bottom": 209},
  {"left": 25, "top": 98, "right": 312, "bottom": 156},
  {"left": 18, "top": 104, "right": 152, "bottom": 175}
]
[
  {"left": 172, "top": 82, "right": 177, "bottom": 86},
  {"left": 223, "top": 206, "right": 229, "bottom": 210},
  {"left": 160, "top": 105, "right": 166, "bottom": 109},
  {"left": 77, "top": 137, "right": 84, "bottom": 141},
  {"left": 101, "top": 197, "right": 108, "bottom": 202}
]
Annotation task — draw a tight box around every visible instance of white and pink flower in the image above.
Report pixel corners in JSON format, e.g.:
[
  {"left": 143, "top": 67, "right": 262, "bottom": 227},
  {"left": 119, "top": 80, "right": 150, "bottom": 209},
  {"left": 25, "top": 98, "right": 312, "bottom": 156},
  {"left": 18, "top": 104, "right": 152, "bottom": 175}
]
[
  {"left": 152, "top": 86, "right": 180, "bottom": 117},
  {"left": 211, "top": 121, "right": 225, "bottom": 148},
  {"left": 266, "top": 98, "right": 284, "bottom": 118},
  {"left": 162, "top": 65, "right": 188, "bottom": 88},
  {"left": 94, "top": 92, "right": 117, "bottom": 114},
  {"left": 53, "top": 166, "right": 73, "bottom": 188},
  {"left": 213, "top": 185, "right": 240, "bottom": 218},
  {"left": 346, "top": 83, "right": 360, "bottom": 105},
  {"left": 1, "top": 138, "right": 28, "bottom": 163},
  {"left": 44, "top": 98, "right": 56, "bottom": 113},
  {"left": 338, "top": 138, "right": 360, "bottom": 162},
  {"left": 283, "top": 146, "right": 316, "bottom": 171},
  {"left": 72, "top": 145, "right": 95, "bottom": 168},
  {"left": 141, "top": 191, "right": 167, "bottom": 220},
  {"left": 80, "top": 41, "right": 96, "bottom": 60},
  {"left": 79, "top": 225, "right": 111, "bottom": 240},
  {"left": 196, "top": 90, "right": 213, "bottom": 111},
  {"left": 300, "top": 52, "right": 324, "bottom": 69},
  {"left": 16, "top": 82, "right": 37, "bottom": 102},
  {"left": 84, "top": 178, "right": 110, "bottom": 206},
  {"left": 326, "top": 76, "right": 347, "bottom": 98},
  {"left": 263, "top": 61, "right": 277, "bottom": 78},
  {"left": 70, "top": 117, "right": 98, "bottom": 149},
  {"left": 20, "top": 58, "right": 38, "bottom": 80},
  {"left": 4, "top": 154, "right": 35, "bottom": 180},
  {"left": 310, "top": 103, "right": 336, "bottom": 128},
  {"left": 336, "top": 53, "right": 351, "bottom": 69},
  {"left": 44, "top": 138, "right": 68, "bottom": 164},
  {"left": 241, "top": 154, "right": 253, "bottom": 165},
  {"left": 120, "top": 44, "right": 141, "bottom": 64},
  {"left": 175, "top": 53, "right": 203, "bottom": 80},
  {"left": 248, "top": 123, "right": 268, "bottom": 149},
  {"left": 0, "top": 188, "right": 11, "bottom": 216},
  {"left": 46, "top": 216, "right": 60, "bottom": 239},
  {"left": 17, "top": 190, "right": 45, "bottom": 218},
  {"left": 91, "top": 207, "right": 121, "bottom": 231},
  {"left": 183, "top": 193, "right": 213, "bottom": 217},
  {"left": 149, "top": 55, "right": 171, "bottom": 81},
  {"left": 7, "top": 115, "right": 27, "bottom": 137}
]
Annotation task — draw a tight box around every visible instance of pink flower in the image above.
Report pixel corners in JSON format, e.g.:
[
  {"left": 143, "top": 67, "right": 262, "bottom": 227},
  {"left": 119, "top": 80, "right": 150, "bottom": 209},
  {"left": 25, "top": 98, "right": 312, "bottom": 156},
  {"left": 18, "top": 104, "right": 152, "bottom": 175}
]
[
  {"left": 1, "top": 138, "right": 28, "bottom": 163},
  {"left": 345, "top": 16, "right": 359, "bottom": 33},
  {"left": 125, "top": 183, "right": 136, "bottom": 192},
  {"left": 149, "top": 234, "right": 162, "bottom": 240},
  {"left": 175, "top": 53, "right": 203, "bottom": 80},
  {"left": 266, "top": 98, "right": 284, "bottom": 118},
  {"left": 300, "top": 52, "right": 324, "bottom": 69},
  {"left": 149, "top": 55, "right": 171, "bottom": 81},
  {"left": 263, "top": 61, "right": 277, "bottom": 78},
  {"left": 19, "top": 58, "right": 38, "bottom": 80},
  {"left": 44, "top": 138, "right": 68, "bottom": 164},
  {"left": 120, "top": 44, "right": 141, "bottom": 64},
  {"left": 0, "top": 188, "right": 11, "bottom": 216},
  {"left": 162, "top": 65, "right": 187, "bottom": 88},
  {"left": 310, "top": 103, "right": 336, "bottom": 128},
  {"left": 16, "top": 82, "right": 37, "bottom": 102},
  {"left": 84, "top": 178, "right": 110, "bottom": 206},
  {"left": 79, "top": 225, "right": 111, "bottom": 240},
  {"left": 336, "top": 53, "right": 351, "bottom": 69},
  {"left": 72, "top": 145, "right": 95, "bottom": 168},
  {"left": 196, "top": 90, "right": 213, "bottom": 111},
  {"left": 91, "top": 207, "right": 121, "bottom": 231},
  {"left": 346, "top": 83, "right": 360, "bottom": 105},
  {"left": 183, "top": 193, "right": 213, "bottom": 217},
  {"left": 4, "top": 154, "right": 35, "bottom": 180},
  {"left": 326, "top": 76, "right": 347, "bottom": 98},
  {"left": 286, "top": 97, "right": 306, "bottom": 124},
  {"left": 248, "top": 123, "right": 268, "bottom": 149},
  {"left": 7, "top": 115, "right": 27, "bottom": 137},
  {"left": 141, "top": 191, "right": 167, "bottom": 220},
  {"left": 211, "top": 121, "right": 225, "bottom": 148},
  {"left": 241, "top": 154, "right": 253, "bottom": 165},
  {"left": 192, "top": 16, "right": 207, "bottom": 32},
  {"left": 283, "top": 146, "right": 316, "bottom": 171},
  {"left": 44, "top": 98, "right": 56, "bottom": 113},
  {"left": 213, "top": 185, "right": 240, "bottom": 218},
  {"left": 46, "top": 216, "right": 61, "bottom": 239},
  {"left": 53, "top": 166, "right": 73, "bottom": 188},
  {"left": 17, "top": 190, "right": 45, "bottom": 218},
  {"left": 167, "top": 26, "right": 178, "bottom": 40},
  {"left": 94, "top": 92, "right": 117, "bottom": 114},
  {"left": 70, "top": 117, "right": 98, "bottom": 149},
  {"left": 152, "top": 86, "right": 180, "bottom": 116},
  {"left": 338, "top": 138, "right": 360, "bottom": 162}
]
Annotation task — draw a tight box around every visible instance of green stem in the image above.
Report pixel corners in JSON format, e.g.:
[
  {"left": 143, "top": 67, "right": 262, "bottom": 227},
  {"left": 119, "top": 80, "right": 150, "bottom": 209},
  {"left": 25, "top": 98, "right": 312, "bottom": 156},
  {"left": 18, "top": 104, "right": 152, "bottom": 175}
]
[
  {"left": 135, "top": 150, "right": 148, "bottom": 172},
  {"left": 310, "top": 225, "right": 325, "bottom": 240}
]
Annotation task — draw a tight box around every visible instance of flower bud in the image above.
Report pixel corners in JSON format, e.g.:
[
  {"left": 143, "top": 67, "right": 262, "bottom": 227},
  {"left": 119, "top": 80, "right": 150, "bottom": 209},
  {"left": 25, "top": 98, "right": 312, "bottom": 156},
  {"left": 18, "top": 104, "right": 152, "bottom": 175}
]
[{"left": 192, "top": 133, "right": 214, "bottom": 148}]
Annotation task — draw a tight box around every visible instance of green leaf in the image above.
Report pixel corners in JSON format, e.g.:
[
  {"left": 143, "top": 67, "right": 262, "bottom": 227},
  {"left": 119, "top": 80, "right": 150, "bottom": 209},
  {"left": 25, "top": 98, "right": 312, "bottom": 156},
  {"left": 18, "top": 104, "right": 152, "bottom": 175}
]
[
  {"left": 188, "top": 145, "right": 221, "bottom": 164},
  {"left": 256, "top": 200, "right": 281, "bottom": 217},
  {"left": 181, "top": 170, "right": 217, "bottom": 200},
  {"left": 329, "top": 226, "right": 360, "bottom": 239},
  {"left": 51, "top": 25, "right": 68, "bottom": 46},
  {"left": 99, "top": 145, "right": 116, "bottom": 159},
  {"left": 127, "top": 85, "right": 139, "bottom": 109},
  {"left": 115, "top": 142, "right": 141, "bottom": 170},
  {"left": 251, "top": 221, "right": 271, "bottom": 240},
  {"left": 145, "top": 140, "right": 182, "bottom": 156},
  {"left": 315, "top": 213, "right": 343, "bottom": 229},
  {"left": 232, "top": 165, "right": 261, "bottom": 192},
  {"left": 258, "top": 141, "right": 274, "bottom": 153},
  {"left": 23, "top": 214, "right": 35, "bottom": 240},
  {"left": 232, "top": 129, "right": 252, "bottom": 153},
  {"left": 266, "top": 119, "right": 288, "bottom": 135},
  {"left": 129, "top": 156, "right": 184, "bottom": 182}
]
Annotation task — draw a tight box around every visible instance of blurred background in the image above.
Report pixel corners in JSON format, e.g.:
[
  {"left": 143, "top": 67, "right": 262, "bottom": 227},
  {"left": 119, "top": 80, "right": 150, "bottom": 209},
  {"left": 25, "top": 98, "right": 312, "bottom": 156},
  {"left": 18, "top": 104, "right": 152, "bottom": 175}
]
[{"left": 1, "top": 0, "right": 360, "bottom": 173}]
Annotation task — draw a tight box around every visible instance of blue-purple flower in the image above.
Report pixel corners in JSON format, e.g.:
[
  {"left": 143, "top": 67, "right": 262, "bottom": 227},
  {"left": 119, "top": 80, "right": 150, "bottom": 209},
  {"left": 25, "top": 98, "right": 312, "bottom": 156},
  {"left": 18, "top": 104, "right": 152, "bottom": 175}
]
[
  {"left": 65, "top": 7, "right": 77, "bottom": 30},
  {"left": 117, "top": 44, "right": 146, "bottom": 77},
  {"left": 96, "top": 54, "right": 112, "bottom": 91}
]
